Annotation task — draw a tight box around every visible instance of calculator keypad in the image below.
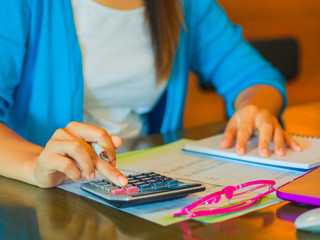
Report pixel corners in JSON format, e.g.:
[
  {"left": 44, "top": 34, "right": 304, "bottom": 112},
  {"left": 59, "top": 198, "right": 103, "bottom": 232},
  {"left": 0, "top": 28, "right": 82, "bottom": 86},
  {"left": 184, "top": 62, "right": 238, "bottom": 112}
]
[
  {"left": 81, "top": 171, "right": 205, "bottom": 207},
  {"left": 88, "top": 172, "right": 179, "bottom": 195}
]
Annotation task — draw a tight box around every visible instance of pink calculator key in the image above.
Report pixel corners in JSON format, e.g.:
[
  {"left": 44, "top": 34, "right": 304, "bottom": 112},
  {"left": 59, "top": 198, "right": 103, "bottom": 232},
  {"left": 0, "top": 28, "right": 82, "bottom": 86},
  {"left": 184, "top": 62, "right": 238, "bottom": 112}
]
[
  {"left": 125, "top": 186, "right": 139, "bottom": 193},
  {"left": 110, "top": 188, "right": 125, "bottom": 195}
]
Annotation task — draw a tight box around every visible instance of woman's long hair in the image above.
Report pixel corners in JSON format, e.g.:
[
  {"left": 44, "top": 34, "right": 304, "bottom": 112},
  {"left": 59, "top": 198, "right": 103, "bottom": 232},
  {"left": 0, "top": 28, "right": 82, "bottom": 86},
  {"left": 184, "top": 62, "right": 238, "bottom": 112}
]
[{"left": 144, "top": 0, "right": 183, "bottom": 80}]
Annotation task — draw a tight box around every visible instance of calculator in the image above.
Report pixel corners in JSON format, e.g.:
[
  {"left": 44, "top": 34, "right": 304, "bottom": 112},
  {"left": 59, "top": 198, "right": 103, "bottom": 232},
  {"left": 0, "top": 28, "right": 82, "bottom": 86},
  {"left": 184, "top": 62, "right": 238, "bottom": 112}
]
[{"left": 80, "top": 172, "right": 205, "bottom": 208}]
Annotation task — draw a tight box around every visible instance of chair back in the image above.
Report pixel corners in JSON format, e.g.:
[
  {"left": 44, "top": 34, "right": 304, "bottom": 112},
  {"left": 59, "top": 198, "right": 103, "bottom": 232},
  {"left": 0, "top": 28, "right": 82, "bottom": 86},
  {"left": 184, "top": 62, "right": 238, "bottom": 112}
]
[{"left": 199, "top": 37, "right": 300, "bottom": 91}]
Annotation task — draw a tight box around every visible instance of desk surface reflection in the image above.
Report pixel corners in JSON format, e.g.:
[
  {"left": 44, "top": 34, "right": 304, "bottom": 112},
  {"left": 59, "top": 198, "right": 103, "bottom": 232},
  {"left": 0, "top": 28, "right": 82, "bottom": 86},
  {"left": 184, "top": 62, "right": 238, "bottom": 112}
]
[{"left": 0, "top": 121, "right": 317, "bottom": 240}]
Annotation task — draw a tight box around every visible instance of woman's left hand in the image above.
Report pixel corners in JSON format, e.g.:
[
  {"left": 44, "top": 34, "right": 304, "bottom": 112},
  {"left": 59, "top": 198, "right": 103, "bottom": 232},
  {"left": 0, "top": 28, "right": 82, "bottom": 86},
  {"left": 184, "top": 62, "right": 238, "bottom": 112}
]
[{"left": 220, "top": 105, "right": 302, "bottom": 157}]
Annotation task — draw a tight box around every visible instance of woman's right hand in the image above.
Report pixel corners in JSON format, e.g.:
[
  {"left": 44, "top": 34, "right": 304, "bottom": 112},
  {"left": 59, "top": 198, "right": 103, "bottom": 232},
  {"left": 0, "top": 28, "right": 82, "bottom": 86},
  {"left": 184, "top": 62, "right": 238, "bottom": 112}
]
[{"left": 33, "top": 122, "right": 128, "bottom": 188}]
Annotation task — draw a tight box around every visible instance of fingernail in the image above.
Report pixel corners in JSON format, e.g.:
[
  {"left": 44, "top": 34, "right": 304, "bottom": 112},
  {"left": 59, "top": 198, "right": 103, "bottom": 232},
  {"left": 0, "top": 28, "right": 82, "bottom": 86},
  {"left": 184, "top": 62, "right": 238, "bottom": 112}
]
[
  {"left": 277, "top": 147, "right": 284, "bottom": 156},
  {"left": 90, "top": 172, "right": 96, "bottom": 180},
  {"left": 278, "top": 147, "right": 284, "bottom": 152},
  {"left": 118, "top": 175, "right": 127, "bottom": 186},
  {"left": 261, "top": 148, "right": 269, "bottom": 157},
  {"left": 220, "top": 140, "right": 228, "bottom": 148},
  {"left": 237, "top": 147, "right": 244, "bottom": 155}
]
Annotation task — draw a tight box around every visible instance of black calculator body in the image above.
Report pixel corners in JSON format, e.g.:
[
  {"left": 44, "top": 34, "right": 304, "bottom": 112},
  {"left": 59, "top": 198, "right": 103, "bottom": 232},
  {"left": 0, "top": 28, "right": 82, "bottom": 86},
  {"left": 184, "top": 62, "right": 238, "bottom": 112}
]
[{"left": 80, "top": 172, "right": 205, "bottom": 208}]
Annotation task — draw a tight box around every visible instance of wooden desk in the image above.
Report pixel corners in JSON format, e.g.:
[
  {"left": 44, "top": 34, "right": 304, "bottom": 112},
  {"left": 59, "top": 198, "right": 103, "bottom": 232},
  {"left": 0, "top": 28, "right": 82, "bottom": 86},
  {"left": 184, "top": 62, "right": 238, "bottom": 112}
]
[
  {"left": 0, "top": 121, "right": 317, "bottom": 240},
  {"left": 283, "top": 101, "right": 320, "bottom": 138}
]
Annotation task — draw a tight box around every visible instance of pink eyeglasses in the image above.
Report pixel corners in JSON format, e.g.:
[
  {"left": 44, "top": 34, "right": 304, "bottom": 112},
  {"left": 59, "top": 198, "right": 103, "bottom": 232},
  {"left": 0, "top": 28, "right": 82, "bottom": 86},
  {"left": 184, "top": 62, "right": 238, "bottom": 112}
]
[{"left": 173, "top": 180, "right": 276, "bottom": 218}]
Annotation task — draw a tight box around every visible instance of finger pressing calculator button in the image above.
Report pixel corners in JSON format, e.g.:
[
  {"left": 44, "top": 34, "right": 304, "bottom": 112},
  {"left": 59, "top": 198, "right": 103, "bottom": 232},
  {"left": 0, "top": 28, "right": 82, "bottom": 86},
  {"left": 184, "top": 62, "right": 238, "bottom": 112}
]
[{"left": 80, "top": 171, "right": 206, "bottom": 207}]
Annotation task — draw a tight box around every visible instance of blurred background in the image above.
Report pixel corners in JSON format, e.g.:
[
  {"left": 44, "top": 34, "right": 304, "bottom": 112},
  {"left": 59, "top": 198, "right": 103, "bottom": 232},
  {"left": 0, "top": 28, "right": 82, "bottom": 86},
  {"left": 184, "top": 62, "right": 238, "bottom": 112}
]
[{"left": 184, "top": 0, "right": 320, "bottom": 137}]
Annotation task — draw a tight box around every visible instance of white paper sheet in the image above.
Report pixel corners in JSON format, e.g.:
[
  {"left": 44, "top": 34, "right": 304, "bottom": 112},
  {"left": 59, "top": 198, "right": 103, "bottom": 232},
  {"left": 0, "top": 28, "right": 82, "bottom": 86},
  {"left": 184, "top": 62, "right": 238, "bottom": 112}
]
[{"left": 58, "top": 139, "right": 304, "bottom": 225}]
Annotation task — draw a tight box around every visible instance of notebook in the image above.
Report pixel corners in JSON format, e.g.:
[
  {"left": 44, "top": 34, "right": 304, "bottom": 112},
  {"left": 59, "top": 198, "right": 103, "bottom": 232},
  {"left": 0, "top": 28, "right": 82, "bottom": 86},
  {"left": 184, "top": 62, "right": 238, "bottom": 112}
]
[
  {"left": 184, "top": 133, "right": 320, "bottom": 170},
  {"left": 276, "top": 167, "right": 320, "bottom": 206}
]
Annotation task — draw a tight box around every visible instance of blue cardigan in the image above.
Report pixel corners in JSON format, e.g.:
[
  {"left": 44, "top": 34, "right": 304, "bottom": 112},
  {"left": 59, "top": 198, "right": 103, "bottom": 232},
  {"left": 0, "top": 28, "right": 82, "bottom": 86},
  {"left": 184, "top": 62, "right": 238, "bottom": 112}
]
[{"left": 0, "top": 0, "right": 286, "bottom": 146}]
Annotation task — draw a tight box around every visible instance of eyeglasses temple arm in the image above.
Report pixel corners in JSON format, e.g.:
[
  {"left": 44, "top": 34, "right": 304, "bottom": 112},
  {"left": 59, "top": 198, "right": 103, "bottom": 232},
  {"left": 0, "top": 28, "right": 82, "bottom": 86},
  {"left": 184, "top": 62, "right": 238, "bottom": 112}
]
[
  {"left": 172, "top": 191, "right": 223, "bottom": 216},
  {"left": 189, "top": 187, "right": 276, "bottom": 218}
]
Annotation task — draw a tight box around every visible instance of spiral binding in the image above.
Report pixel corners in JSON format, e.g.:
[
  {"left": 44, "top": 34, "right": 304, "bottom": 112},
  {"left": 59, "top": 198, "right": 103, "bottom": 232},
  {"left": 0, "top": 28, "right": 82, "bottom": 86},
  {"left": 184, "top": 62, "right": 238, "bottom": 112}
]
[{"left": 290, "top": 133, "right": 320, "bottom": 139}]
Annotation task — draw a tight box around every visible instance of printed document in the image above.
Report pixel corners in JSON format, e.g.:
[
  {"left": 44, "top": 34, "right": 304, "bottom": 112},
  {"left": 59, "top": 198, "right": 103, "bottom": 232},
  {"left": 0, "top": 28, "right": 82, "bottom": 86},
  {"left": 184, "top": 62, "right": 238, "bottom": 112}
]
[{"left": 59, "top": 139, "right": 304, "bottom": 225}]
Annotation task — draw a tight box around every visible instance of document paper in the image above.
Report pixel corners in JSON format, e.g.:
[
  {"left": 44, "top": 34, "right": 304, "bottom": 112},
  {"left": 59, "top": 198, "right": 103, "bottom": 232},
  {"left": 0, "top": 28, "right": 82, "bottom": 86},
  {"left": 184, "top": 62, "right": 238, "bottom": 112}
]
[{"left": 59, "top": 139, "right": 304, "bottom": 226}]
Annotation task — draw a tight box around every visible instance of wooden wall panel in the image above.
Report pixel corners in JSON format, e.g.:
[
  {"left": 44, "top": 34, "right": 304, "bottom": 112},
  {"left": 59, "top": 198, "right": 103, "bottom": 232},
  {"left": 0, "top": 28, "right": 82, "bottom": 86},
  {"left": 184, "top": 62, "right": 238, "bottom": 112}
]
[{"left": 184, "top": 0, "right": 320, "bottom": 128}]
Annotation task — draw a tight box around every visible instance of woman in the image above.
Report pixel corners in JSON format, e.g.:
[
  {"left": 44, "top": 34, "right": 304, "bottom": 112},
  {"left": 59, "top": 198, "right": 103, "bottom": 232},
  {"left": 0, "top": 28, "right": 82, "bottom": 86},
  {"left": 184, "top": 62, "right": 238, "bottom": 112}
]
[{"left": 0, "top": 0, "right": 301, "bottom": 188}]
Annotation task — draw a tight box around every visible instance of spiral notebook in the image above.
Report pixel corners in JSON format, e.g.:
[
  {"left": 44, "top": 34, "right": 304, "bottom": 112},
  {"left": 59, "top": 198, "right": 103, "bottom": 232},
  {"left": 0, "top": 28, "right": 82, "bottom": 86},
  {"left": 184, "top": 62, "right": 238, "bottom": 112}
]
[{"left": 184, "top": 133, "right": 320, "bottom": 170}]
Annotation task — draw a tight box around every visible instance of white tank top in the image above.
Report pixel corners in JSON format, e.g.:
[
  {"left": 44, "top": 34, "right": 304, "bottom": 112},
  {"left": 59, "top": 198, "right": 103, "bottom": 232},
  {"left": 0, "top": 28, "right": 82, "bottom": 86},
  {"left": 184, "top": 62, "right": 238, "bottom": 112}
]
[{"left": 71, "top": 0, "right": 167, "bottom": 138}]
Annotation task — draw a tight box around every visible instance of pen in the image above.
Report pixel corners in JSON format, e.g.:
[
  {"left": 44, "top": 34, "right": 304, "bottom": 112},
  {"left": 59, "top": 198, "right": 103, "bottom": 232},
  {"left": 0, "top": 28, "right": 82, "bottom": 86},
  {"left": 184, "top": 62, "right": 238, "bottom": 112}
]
[{"left": 90, "top": 142, "right": 109, "bottom": 162}]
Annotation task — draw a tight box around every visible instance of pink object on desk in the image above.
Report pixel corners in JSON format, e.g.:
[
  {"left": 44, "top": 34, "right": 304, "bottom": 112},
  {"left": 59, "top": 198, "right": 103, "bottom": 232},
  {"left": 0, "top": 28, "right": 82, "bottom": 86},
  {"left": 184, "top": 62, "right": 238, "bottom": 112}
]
[
  {"left": 276, "top": 167, "right": 320, "bottom": 206},
  {"left": 173, "top": 180, "right": 276, "bottom": 218}
]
